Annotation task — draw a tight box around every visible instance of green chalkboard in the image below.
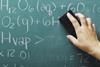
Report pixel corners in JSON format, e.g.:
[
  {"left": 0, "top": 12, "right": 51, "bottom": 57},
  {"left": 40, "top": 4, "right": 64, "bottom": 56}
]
[{"left": 0, "top": 0, "right": 100, "bottom": 67}]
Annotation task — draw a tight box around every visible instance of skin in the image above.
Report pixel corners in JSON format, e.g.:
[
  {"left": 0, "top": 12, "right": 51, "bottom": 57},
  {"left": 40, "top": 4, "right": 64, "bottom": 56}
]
[{"left": 66, "top": 12, "right": 100, "bottom": 60}]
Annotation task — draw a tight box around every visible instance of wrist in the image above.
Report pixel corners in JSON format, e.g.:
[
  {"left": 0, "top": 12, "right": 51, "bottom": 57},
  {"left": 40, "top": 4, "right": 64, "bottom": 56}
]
[{"left": 89, "top": 42, "right": 100, "bottom": 60}]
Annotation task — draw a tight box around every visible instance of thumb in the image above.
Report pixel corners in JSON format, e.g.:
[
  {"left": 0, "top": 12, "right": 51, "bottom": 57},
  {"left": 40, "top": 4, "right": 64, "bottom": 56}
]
[{"left": 67, "top": 35, "right": 78, "bottom": 45}]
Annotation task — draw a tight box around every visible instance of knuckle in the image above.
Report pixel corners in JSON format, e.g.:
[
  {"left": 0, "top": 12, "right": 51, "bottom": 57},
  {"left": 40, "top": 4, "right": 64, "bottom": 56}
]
[
  {"left": 88, "top": 21, "right": 92, "bottom": 25},
  {"left": 78, "top": 30, "right": 82, "bottom": 34},
  {"left": 71, "top": 18, "right": 78, "bottom": 23},
  {"left": 73, "top": 19, "right": 77, "bottom": 23},
  {"left": 76, "top": 13, "right": 85, "bottom": 18}
]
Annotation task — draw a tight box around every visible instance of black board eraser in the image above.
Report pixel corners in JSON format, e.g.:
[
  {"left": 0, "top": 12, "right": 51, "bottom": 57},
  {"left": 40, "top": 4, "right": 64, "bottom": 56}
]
[{"left": 59, "top": 10, "right": 81, "bottom": 38}]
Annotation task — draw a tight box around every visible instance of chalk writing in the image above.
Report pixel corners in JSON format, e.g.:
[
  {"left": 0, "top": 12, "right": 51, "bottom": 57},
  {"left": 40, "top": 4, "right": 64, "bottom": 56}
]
[
  {"left": 0, "top": 0, "right": 9, "bottom": 11},
  {"left": 0, "top": 32, "right": 31, "bottom": 50},
  {"left": 0, "top": 64, "right": 24, "bottom": 67},
  {"left": 0, "top": 0, "right": 100, "bottom": 67}
]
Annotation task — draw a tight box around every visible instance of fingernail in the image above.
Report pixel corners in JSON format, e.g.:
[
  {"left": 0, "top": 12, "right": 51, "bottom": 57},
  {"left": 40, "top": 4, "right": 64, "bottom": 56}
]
[
  {"left": 66, "top": 35, "right": 70, "bottom": 38},
  {"left": 67, "top": 13, "right": 71, "bottom": 17}
]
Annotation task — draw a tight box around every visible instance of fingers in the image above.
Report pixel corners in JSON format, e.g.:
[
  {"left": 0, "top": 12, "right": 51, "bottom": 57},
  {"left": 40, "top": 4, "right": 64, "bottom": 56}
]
[
  {"left": 86, "top": 18, "right": 96, "bottom": 32},
  {"left": 92, "top": 24, "right": 96, "bottom": 32},
  {"left": 67, "top": 35, "right": 78, "bottom": 45},
  {"left": 67, "top": 35, "right": 83, "bottom": 49},
  {"left": 74, "top": 13, "right": 95, "bottom": 31},
  {"left": 67, "top": 13, "right": 80, "bottom": 32},
  {"left": 75, "top": 13, "right": 87, "bottom": 26},
  {"left": 86, "top": 18, "right": 93, "bottom": 30}
]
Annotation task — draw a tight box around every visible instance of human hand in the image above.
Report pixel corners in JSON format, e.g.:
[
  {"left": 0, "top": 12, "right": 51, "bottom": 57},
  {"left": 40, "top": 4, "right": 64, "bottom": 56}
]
[{"left": 67, "top": 13, "right": 100, "bottom": 60}]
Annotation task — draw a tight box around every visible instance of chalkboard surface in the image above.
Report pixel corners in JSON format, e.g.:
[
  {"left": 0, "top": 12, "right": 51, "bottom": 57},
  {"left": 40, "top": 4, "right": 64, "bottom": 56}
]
[{"left": 0, "top": 0, "right": 100, "bottom": 67}]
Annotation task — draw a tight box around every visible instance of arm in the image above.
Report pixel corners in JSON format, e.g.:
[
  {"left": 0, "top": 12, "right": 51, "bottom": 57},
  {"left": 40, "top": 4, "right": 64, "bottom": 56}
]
[{"left": 67, "top": 13, "right": 100, "bottom": 60}]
